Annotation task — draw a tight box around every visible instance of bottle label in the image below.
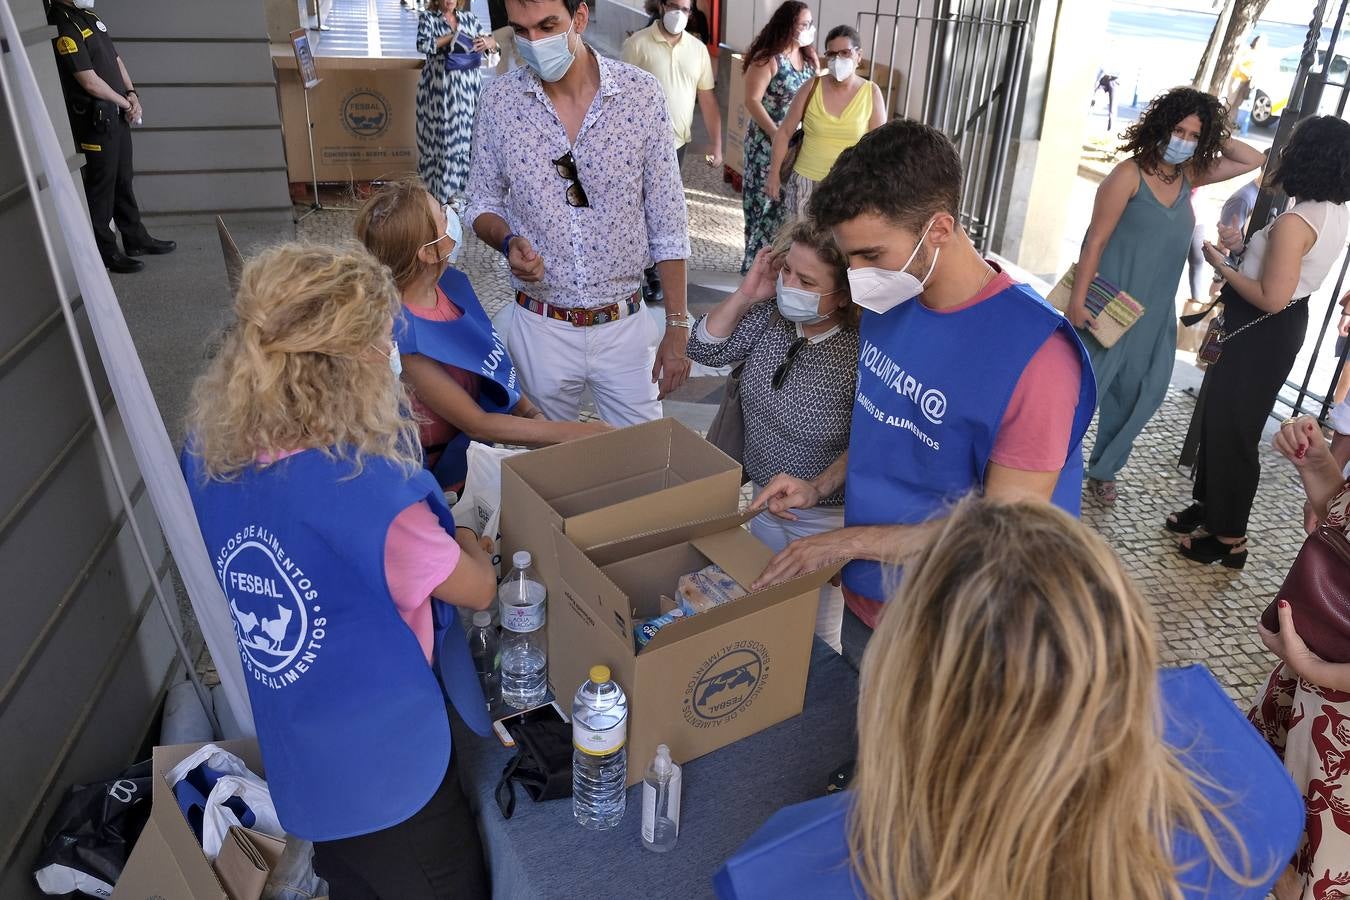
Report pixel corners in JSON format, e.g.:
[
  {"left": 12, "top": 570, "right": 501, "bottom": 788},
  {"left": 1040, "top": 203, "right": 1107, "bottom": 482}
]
[
  {"left": 641, "top": 766, "right": 681, "bottom": 843},
  {"left": 502, "top": 599, "right": 545, "bottom": 634},
  {"left": 573, "top": 719, "right": 626, "bottom": 756}
]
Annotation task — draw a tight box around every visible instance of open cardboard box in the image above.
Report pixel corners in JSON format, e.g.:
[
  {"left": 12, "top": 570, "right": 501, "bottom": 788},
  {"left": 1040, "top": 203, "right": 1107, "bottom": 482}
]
[
  {"left": 114, "top": 739, "right": 299, "bottom": 900},
  {"left": 549, "top": 510, "right": 840, "bottom": 787},
  {"left": 500, "top": 418, "right": 743, "bottom": 603}
]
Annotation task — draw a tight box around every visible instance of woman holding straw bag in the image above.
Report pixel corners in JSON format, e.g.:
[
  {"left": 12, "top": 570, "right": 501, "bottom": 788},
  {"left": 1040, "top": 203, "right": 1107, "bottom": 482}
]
[{"left": 1067, "top": 87, "right": 1262, "bottom": 504}]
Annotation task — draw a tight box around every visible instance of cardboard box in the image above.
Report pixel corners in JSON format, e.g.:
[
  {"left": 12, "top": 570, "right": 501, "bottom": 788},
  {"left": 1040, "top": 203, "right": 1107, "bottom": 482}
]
[
  {"left": 114, "top": 740, "right": 294, "bottom": 900},
  {"left": 274, "top": 54, "right": 421, "bottom": 183},
  {"left": 861, "top": 57, "right": 907, "bottom": 121},
  {"left": 724, "top": 53, "right": 747, "bottom": 176},
  {"left": 499, "top": 418, "right": 743, "bottom": 604},
  {"left": 549, "top": 510, "right": 839, "bottom": 786}
]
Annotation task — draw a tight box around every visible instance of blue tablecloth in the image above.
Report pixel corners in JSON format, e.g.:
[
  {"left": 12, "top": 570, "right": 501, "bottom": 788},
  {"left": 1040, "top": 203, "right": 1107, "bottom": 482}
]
[{"left": 452, "top": 641, "right": 859, "bottom": 900}]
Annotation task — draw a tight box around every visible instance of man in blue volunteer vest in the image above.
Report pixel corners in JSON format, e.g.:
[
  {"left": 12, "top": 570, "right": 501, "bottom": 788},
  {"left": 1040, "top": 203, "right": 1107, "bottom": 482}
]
[{"left": 751, "top": 120, "right": 1097, "bottom": 654}]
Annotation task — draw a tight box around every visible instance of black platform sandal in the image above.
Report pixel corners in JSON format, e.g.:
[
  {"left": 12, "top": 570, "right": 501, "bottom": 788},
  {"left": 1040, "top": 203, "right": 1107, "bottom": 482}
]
[
  {"left": 1178, "top": 534, "right": 1247, "bottom": 569},
  {"left": 1164, "top": 503, "right": 1206, "bottom": 534}
]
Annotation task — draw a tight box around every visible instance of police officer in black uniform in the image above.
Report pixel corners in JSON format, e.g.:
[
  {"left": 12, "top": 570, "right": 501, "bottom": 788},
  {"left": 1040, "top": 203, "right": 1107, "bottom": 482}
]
[{"left": 49, "top": 0, "right": 174, "bottom": 274}]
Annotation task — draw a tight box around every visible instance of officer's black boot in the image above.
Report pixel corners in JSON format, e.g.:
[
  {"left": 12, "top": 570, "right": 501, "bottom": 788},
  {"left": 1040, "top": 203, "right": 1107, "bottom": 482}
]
[
  {"left": 104, "top": 251, "right": 144, "bottom": 273},
  {"left": 124, "top": 234, "right": 176, "bottom": 256}
]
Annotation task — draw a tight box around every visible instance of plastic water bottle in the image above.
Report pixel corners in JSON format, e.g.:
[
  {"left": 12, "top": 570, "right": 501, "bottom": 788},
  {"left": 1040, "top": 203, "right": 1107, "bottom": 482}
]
[
  {"left": 499, "top": 551, "right": 547, "bottom": 709},
  {"left": 467, "top": 611, "right": 500, "bottom": 711},
  {"left": 641, "top": 744, "right": 681, "bottom": 852},
  {"left": 572, "top": 665, "right": 628, "bottom": 829}
]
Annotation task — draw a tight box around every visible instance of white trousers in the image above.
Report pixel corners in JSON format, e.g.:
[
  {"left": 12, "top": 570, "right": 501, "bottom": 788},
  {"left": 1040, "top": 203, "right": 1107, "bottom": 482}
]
[
  {"left": 502, "top": 301, "right": 663, "bottom": 427},
  {"left": 748, "top": 485, "right": 846, "bottom": 653}
]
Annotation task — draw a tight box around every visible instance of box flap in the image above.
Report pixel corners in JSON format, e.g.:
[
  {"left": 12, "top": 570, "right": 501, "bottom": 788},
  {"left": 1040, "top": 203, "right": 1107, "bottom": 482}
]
[
  {"left": 552, "top": 528, "right": 636, "bottom": 645},
  {"left": 502, "top": 419, "right": 682, "bottom": 504},
  {"left": 691, "top": 526, "right": 773, "bottom": 589},
  {"left": 112, "top": 817, "right": 199, "bottom": 900},
  {"left": 214, "top": 827, "right": 271, "bottom": 900},
  {"left": 566, "top": 476, "right": 742, "bottom": 550},
  {"left": 585, "top": 509, "right": 756, "bottom": 568}
]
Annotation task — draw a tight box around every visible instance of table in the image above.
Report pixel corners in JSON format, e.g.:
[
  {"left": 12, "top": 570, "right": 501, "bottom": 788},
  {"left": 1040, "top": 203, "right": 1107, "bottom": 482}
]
[{"left": 453, "top": 641, "right": 859, "bottom": 900}]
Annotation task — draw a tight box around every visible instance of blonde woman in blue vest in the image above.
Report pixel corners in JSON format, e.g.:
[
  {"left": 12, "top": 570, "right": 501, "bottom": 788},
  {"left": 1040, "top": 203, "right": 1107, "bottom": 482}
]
[
  {"left": 183, "top": 243, "right": 496, "bottom": 898},
  {"left": 720, "top": 497, "right": 1301, "bottom": 899}
]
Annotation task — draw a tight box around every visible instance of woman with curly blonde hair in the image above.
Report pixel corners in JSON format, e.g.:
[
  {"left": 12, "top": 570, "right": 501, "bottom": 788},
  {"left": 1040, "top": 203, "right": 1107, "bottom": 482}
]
[
  {"left": 717, "top": 497, "right": 1302, "bottom": 900},
  {"left": 182, "top": 242, "right": 495, "bottom": 899}
]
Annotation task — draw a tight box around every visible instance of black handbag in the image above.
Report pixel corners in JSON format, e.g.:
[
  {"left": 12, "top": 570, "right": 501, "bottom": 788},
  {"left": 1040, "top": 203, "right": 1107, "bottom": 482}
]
[{"left": 493, "top": 713, "right": 573, "bottom": 819}]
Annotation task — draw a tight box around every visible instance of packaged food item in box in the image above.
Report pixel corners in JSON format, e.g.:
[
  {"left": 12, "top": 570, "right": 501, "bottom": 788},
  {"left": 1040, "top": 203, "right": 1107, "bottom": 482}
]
[
  {"left": 676, "top": 564, "right": 746, "bottom": 615},
  {"left": 635, "top": 608, "right": 686, "bottom": 651}
]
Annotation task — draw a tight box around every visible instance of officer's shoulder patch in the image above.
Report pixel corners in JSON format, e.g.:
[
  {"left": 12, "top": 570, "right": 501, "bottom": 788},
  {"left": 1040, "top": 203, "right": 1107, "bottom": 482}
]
[
  {"left": 56, "top": 36, "right": 79, "bottom": 55},
  {"left": 79, "top": 27, "right": 92, "bottom": 37},
  {"left": 95, "top": 21, "right": 107, "bottom": 32}
]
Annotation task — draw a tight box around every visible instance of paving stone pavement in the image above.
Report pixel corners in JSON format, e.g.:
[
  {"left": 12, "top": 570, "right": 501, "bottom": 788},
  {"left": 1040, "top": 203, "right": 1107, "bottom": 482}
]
[{"left": 297, "top": 161, "right": 1303, "bottom": 713}]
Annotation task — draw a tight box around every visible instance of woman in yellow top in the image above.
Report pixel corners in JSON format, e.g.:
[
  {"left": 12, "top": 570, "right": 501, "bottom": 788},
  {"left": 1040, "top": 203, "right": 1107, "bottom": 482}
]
[{"left": 766, "top": 25, "right": 886, "bottom": 218}]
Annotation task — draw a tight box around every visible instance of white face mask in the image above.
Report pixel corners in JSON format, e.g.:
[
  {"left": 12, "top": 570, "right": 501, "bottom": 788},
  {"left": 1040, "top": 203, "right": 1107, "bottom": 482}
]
[
  {"left": 422, "top": 202, "right": 463, "bottom": 266},
  {"left": 775, "top": 272, "right": 839, "bottom": 324},
  {"left": 662, "top": 9, "right": 689, "bottom": 35},
  {"left": 516, "top": 22, "right": 578, "bottom": 83},
  {"left": 73, "top": 0, "right": 95, "bottom": 8},
  {"left": 374, "top": 341, "right": 402, "bottom": 378},
  {"left": 828, "top": 56, "right": 856, "bottom": 82},
  {"left": 845, "top": 218, "right": 940, "bottom": 315},
  {"left": 797, "top": 25, "right": 816, "bottom": 47}
]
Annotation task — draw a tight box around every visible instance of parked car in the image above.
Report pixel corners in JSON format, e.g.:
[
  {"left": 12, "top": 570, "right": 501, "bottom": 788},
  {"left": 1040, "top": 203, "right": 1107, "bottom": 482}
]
[{"left": 1251, "top": 45, "right": 1350, "bottom": 127}]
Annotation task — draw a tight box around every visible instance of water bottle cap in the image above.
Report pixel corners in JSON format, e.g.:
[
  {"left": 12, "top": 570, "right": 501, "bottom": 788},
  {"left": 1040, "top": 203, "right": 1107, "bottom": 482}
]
[
  {"left": 513, "top": 550, "right": 532, "bottom": 569},
  {"left": 654, "top": 743, "right": 673, "bottom": 774},
  {"left": 472, "top": 611, "right": 492, "bottom": 627},
  {"left": 589, "top": 665, "right": 611, "bottom": 683}
]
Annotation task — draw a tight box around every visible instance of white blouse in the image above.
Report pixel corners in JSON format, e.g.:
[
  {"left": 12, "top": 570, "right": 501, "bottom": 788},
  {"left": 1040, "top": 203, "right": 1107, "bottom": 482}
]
[{"left": 1239, "top": 199, "right": 1349, "bottom": 298}]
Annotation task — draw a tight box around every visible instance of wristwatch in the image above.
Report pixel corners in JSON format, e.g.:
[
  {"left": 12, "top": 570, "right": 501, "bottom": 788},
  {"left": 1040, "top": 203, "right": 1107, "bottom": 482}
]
[{"left": 500, "top": 232, "right": 519, "bottom": 257}]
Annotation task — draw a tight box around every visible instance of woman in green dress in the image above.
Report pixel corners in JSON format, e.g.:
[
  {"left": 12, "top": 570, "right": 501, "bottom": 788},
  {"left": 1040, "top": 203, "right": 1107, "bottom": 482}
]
[
  {"left": 740, "top": 1, "right": 817, "bottom": 273},
  {"left": 1067, "top": 87, "right": 1263, "bottom": 503}
]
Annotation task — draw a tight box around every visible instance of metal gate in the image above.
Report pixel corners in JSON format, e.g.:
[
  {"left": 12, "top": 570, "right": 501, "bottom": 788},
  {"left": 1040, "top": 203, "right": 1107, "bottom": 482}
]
[
  {"left": 1250, "top": 0, "right": 1350, "bottom": 422},
  {"left": 856, "top": 0, "right": 1035, "bottom": 251}
]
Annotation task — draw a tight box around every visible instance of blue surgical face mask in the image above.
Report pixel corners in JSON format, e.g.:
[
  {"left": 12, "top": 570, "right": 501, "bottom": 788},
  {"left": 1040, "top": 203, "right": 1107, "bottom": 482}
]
[
  {"left": 775, "top": 272, "right": 839, "bottom": 324},
  {"left": 1162, "top": 135, "right": 1197, "bottom": 165},
  {"left": 517, "top": 22, "right": 578, "bottom": 83}
]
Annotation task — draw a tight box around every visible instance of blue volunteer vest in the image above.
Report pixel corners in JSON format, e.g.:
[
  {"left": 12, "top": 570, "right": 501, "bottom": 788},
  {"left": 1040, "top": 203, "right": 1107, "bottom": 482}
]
[
  {"left": 713, "top": 666, "right": 1303, "bottom": 900},
  {"left": 842, "top": 283, "right": 1096, "bottom": 601},
  {"left": 397, "top": 267, "right": 522, "bottom": 489},
  {"left": 181, "top": 446, "right": 492, "bottom": 841}
]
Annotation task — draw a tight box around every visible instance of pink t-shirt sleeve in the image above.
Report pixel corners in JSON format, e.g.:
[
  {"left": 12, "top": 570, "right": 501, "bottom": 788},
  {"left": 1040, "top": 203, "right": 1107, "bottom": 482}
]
[
  {"left": 989, "top": 330, "right": 1083, "bottom": 472},
  {"left": 383, "top": 499, "right": 462, "bottom": 663}
]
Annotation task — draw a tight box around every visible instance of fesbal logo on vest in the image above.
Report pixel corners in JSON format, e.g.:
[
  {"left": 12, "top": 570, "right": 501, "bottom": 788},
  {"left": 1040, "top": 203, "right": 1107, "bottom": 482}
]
[{"left": 215, "top": 525, "right": 326, "bottom": 689}]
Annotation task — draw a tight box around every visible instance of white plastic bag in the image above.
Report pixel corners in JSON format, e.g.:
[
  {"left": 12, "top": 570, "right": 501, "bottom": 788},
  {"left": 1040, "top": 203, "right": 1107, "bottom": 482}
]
[
  {"left": 454, "top": 441, "right": 526, "bottom": 556},
  {"left": 166, "top": 743, "right": 284, "bottom": 860}
]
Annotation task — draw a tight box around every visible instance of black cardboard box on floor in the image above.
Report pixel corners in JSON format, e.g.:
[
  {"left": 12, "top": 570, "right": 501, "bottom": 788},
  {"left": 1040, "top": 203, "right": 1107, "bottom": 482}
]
[
  {"left": 113, "top": 739, "right": 300, "bottom": 900},
  {"left": 549, "top": 510, "right": 840, "bottom": 787},
  {"left": 499, "top": 418, "right": 744, "bottom": 606}
]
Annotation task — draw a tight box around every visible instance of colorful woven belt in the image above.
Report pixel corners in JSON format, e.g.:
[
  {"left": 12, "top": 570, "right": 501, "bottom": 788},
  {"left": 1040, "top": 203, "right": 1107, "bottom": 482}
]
[{"left": 515, "top": 291, "right": 641, "bottom": 327}]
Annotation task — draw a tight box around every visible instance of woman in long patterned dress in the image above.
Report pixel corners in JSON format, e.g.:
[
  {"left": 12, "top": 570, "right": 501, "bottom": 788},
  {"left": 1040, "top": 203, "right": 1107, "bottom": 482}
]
[
  {"left": 740, "top": 1, "right": 817, "bottom": 273},
  {"left": 1249, "top": 414, "right": 1350, "bottom": 900},
  {"left": 416, "top": 1, "right": 497, "bottom": 205}
]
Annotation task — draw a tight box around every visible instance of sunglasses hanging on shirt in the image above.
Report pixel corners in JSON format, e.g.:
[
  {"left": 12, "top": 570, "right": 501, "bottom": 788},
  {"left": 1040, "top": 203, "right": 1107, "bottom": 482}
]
[
  {"left": 772, "top": 337, "right": 808, "bottom": 391},
  {"left": 552, "top": 151, "right": 590, "bottom": 209}
]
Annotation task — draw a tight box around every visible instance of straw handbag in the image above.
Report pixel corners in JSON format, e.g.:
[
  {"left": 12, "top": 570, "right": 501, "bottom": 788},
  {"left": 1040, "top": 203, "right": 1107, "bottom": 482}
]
[{"left": 1047, "top": 265, "right": 1144, "bottom": 348}]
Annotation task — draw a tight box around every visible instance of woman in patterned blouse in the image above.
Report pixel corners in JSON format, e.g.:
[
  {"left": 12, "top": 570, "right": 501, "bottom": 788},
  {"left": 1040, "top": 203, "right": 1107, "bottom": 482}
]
[
  {"left": 1249, "top": 414, "right": 1350, "bottom": 899},
  {"left": 739, "top": 1, "right": 817, "bottom": 273},
  {"left": 416, "top": 1, "right": 497, "bottom": 205},
  {"left": 687, "top": 218, "right": 857, "bottom": 651}
]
